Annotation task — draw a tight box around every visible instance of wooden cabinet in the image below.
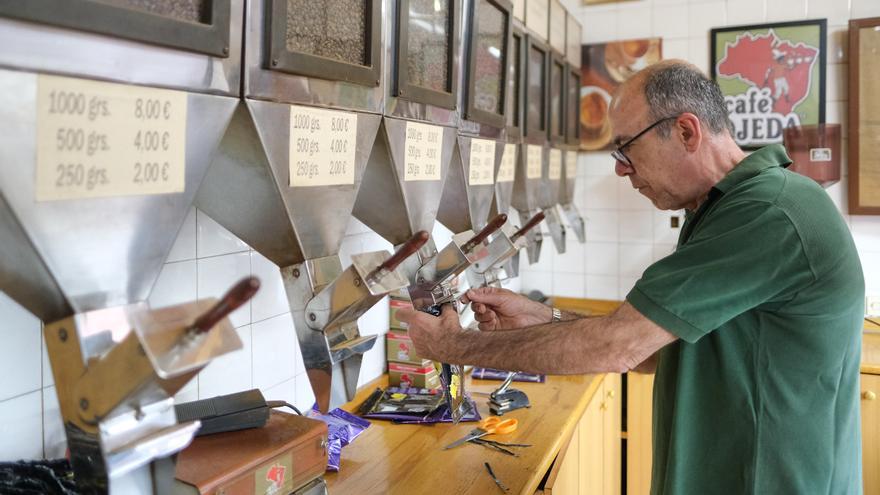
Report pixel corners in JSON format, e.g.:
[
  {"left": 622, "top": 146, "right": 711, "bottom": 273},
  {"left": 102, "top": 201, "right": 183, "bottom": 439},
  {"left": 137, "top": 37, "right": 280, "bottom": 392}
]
[
  {"left": 542, "top": 373, "right": 622, "bottom": 495},
  {"left": 627, "top": 373, "right": 654, "bottom": 495},
  {"left": 863, "top": 373, "right": 879, "bottom": 495}
]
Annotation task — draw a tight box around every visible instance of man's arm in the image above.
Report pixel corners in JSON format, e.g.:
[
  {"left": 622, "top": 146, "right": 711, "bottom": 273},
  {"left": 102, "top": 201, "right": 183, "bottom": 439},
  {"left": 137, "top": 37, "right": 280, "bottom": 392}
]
[{"left": 407, "top": 302, "right": 676, "bottom": 375}]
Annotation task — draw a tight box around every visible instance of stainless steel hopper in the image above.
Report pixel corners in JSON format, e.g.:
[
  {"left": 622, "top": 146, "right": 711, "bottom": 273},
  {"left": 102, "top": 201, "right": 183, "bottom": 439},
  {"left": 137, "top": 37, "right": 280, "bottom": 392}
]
[
  {"left": 0, "top": 69, "right": 241, "bottom": 493},
  {"left": 560, "top": 148, "right": 586, "bottom": 242},
  {"left": 195, "top": 100, "right": 427, "bottom": 413}
]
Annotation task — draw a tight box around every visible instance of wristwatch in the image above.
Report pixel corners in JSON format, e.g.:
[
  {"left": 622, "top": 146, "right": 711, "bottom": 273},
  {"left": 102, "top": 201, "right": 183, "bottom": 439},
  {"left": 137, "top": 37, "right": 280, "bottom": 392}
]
[{"left": 550, "top": 307, "right": 562, "bottom": 323}]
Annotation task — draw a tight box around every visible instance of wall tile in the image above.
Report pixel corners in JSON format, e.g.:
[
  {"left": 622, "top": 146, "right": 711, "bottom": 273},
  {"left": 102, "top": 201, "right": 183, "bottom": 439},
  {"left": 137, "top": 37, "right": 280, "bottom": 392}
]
[
  {"left": 553, "top": 237, "right": 586, "bottom": 274},
  {"left": 0, "top": 391, "right": 42, "bottom": 461},
  {"left": 530, "top": 237, "right": 556, "bottom": 273},
  {"left": 553, "top": 273, "right": 586, "bottom": 297},
  {"left": 252, "top": 314, "right": 298, "bottom": 391},
  {"left": 294, "top": 373, "right": 317, "bottom": 413},
  {"left": 688, "top": 2, "right": 726, "bottom": 39},
  {"left": 652, "top": 3, "right": 690, "bottom": 39},
  {"left": 583, "top": 175, "right": 622, "bottom": 210},
  {"left": 825, "top": 181, "right": 849, "bottom": 217},
  {"left": 653, "top": 209, "right": 683, "bottom": 244},
  {"left": 166, "top": 207, "right": 197, "bottom": 263},
  {"left": 582, "top": 152, "right": 615, "bottom": 176},
  {"left": 584, "top": 209, "right": 619, "bottom": 243},
  {"left": 0, "top": 293, "right": 41, "bottom": 402},
  {"left": 196, "top": 209, "right": 249, "bottom": 258},
  {"left": 263, "top": 377, "right": 297, "bottom": 409},
  {"left": 827, "top": 25, "right": 849, "bottom": 65},
  {"left": 725, "top": 0, "right": 766, "bottom": 26},
  {"left": 174, "top": 379, "right": 199, "bottom": 404},
  {"left": 807, "top": 0, "right": 851, "bottom": 26},
  {"left": 586, "top": 275, "right": 619, "bottom": 300},
  {"left": 197, "top": 252, "right": 252, "bottom": 328},
  {"left": 42, "top": 386, "right": 65, "bottom": 459},
  {"left": 859, "top": 250, "right": 880, "bottom": 292},
  {"left": 765, "top": 0, "right": 808, "bottom": 21},
  {"left": 250, "top": 252, "right": 288, "bottom": 323},
  {"left": 582, "top": 10, "right": 618, "bottom": 43},
  {"left": 619, "top": 210, "right": 654, "bottom": 243},
  {"left": 586, "top": 242, "right": 620, "bottom": 276},
  {"left": 653, "top": 243, "right": 676, "bottom": 262},
  {"left": 42, "top": 342, "right": 53, "bottom": 388},
  {"left": 618, "top": 4, "right": 654, "bottom": 40},
  {"left": 148, "top": 260, "right": 197, "bottom": 310},
  {"left": 618, "top": 276, "right": 641, "bottom": 300},
  {"left": 198, "top": 325, "right": 253, "bottom": 399},
  {"left": 851, "top": 216, "right": 880, "bottom": 252},
  {"left": 827, "top": 100, "right": 847, "bottom": 136},
  {"left": 661, "top": 38, "right": 690, "bottom": 61},
  {"left": 619, "top": 243, "right": 655, "bottom": 277},
  {"left": 852, "top": 0, "right": 880, "bottom": 18},
  {"left": 688, "top": 35, "right": 710, "bottom": 73},
  {"left": 827, "top": 63, "right": 848, "bottom": 102},
  {"left": 520, "top": 271, "right": 553, "bottom": 295}
]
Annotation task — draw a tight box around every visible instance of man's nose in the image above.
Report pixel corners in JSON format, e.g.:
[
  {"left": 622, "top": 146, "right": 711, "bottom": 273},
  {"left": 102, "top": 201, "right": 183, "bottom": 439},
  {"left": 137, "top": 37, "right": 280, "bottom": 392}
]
[{"left": 615, "top": 160, "right": 633, "bottom": 177}]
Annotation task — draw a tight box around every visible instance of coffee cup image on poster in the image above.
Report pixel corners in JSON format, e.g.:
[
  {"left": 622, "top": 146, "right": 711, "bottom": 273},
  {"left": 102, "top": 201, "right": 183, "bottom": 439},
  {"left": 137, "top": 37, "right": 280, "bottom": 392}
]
[{"left": 711, "top": 20, "right": 827, "bottom": 149}]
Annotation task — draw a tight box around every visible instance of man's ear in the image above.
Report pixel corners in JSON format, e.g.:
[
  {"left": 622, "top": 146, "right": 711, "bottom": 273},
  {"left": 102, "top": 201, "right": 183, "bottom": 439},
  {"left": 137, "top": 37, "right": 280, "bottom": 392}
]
[{"left": 676, "top": 113, "right": 702, "bottom": 152}]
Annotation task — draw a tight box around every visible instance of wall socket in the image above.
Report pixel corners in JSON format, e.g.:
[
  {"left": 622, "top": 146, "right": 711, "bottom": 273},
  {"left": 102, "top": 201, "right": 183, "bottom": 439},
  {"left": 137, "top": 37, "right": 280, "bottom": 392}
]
[{"left": 867, "top": 295, "right": 880, "bottom": 316}]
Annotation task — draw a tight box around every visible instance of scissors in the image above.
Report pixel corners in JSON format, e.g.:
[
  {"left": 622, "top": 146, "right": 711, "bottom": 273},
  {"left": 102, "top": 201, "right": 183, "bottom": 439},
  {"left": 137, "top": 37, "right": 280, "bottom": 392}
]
[{"left": 443, "top": 417, "right": 518, "bottom": 450}]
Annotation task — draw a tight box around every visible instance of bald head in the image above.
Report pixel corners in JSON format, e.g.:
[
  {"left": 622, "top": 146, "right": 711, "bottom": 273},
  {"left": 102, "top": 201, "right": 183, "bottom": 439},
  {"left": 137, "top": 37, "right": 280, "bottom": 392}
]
[{"left": 612, "top": 59, "right": 733, "bottom": 139}]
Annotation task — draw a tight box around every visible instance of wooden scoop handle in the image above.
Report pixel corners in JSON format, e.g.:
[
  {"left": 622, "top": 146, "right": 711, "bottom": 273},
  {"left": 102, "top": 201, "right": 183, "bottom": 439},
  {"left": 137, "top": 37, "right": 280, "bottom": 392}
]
[
  {"left": 190, "top": 277, "right": 260, "bottom": 334},
  {"left": 367, "top": 231, "right": 429, "bottom": 281},
  {"left": 461, "top": 213, "right": 508, "bottom": 253},
  {"left": 511, "top": 211, "right": 545, "bottom": 241}
]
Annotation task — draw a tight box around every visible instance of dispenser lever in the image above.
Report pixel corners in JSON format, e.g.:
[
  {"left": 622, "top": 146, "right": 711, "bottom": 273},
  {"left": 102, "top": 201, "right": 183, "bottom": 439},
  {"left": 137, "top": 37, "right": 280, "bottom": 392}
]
[
  {"left": 511, "top": 211, "right": 546, "bottom": 242},
  {"left": 460, "top": 213, "right": 508, "bottom": 254},
  {"left": 190, "top": 277, "right": 261, "bottom": 334},
  {"left": 365, "top": 231, "right": 429, "bottom": 286}
]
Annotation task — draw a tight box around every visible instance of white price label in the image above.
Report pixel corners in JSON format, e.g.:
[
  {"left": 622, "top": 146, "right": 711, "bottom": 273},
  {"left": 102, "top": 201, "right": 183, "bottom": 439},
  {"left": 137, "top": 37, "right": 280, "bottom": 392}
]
[
  {"left": 35, "top": 75, "right": 187, "bottom": 201},
  {"left": 289, "top": 105, "right": 357, "bottom": 187},
  {"left": 549, "top": 149, "right": 562, "bottom": 180},
  {"left": 404, "top": 121, "right": 442, "bottom": 181},
  {"left": 527, "top": 145, "right": 543, "bottom": 179},
  {"left": 497, "top": 144, "right": 517, "bottom": 183},
  {"left": 565, "top": 150, "right": 578, "bottom": 179},
  {"left": 526, "top": 0, "right": 549, "bottom": 41},
  {"left": 468, "top": 139, "right": 496, "bottom": 186}
]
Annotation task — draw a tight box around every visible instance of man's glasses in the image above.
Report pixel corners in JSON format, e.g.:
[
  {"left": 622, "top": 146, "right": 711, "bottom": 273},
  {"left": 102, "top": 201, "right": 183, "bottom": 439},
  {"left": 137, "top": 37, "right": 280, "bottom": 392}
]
[{"left": 611, "top": 116, "right": 679, "bottom": 166}]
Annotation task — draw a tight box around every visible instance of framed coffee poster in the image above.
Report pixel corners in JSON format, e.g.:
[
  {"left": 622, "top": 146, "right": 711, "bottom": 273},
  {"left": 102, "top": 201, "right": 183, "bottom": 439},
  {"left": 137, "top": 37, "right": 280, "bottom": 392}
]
[
  {"left": 849, "top": 17, "right": 880, "bottom": 215},
  {"left": 711, "top": 19, "right": 827, "bottom": 149},
  {"left": 580, "top": 38, "right": 662, "bottom": 150}
]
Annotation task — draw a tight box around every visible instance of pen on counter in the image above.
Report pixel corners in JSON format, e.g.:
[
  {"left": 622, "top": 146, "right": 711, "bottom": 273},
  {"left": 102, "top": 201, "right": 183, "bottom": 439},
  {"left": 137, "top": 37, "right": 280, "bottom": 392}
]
[{"left": 484, "top": 462, "right": 509, "bottom": 492}]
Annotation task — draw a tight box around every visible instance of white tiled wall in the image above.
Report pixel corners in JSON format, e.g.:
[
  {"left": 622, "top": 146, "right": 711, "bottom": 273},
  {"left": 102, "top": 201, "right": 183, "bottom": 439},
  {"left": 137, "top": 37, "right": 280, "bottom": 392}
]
[
  {"left": 0, "top": 209, "right": 399, "bottom": 460},
  {"left": 526, "top": 0, "right": 880, "bottom": 301}
]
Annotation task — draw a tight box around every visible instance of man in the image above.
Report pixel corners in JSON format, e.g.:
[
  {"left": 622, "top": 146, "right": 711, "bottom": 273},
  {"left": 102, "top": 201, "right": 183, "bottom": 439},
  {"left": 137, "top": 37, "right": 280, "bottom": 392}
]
[{"left": 397, "top": 60, "right": 865, "bottom": 494}]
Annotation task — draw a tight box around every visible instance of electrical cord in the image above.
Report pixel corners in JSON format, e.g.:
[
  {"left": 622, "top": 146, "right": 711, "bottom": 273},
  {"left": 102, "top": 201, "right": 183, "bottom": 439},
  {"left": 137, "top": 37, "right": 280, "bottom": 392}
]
[
  {"left": 266, "top": 400, "right": 303, "bottom": 416},
  {"left": 866, "top": 317, "right": 880, "bottom": 328}
]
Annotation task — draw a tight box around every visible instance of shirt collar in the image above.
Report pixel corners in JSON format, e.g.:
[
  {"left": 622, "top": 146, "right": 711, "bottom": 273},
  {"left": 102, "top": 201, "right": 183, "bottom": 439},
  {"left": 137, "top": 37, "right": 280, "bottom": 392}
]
[{"left": 711, "top": 144, "right": 793, "bottom": 195}]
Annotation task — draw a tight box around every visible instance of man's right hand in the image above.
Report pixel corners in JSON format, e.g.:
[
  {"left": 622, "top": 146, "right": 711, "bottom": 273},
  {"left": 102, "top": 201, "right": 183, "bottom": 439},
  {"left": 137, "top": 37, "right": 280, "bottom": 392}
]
[{"left": 463, "top": 287, "right": 553, "bottom": 331}]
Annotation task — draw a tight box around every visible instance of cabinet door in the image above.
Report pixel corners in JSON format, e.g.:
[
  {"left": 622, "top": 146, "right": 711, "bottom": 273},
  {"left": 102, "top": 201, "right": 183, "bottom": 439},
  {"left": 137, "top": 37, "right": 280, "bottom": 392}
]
[
  {"left": 863, "top": 373, "right": 880, "bottom": 495},
  {"left": 603, "top": 374, "right": 622, "bottom": 495},
  {"left": 627, "top": 373, "right": 655, "bottom": 495},
  {"left": 545, "top": 424, "right": 581, "bottom": 495},
  {"left": 579, "top": 378, "right": 605, "bottom": 495}
]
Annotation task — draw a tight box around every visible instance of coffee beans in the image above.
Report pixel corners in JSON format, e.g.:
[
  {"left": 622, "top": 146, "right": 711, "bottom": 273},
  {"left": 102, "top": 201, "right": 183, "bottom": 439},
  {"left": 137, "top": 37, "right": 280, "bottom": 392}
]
[
  {"left": 406, "top": 0, "right": 450, "bottom": 93},
  {"left": 473, "top": 0, "right": 505, "bottom": 114},
  {"left": 286, "top": 0, "right": 367, "bottom": 66}
]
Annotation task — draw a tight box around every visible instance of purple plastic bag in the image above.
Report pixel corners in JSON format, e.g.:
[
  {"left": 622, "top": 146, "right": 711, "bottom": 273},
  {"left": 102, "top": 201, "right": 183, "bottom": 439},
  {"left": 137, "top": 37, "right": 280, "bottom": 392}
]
[{"left": 307, "top": 405, "right": 371, "bottom": 472}]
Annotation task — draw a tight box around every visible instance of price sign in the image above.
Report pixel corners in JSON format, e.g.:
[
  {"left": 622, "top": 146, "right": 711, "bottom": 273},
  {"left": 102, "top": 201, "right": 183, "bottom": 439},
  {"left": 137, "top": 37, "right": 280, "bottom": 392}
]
[
  {"left": 468, "top": 139, "right": 495, "bottom": 186},
  {"left": 526, "top": 0, "right": 548, "bottom": 41},
  {"left": 549, "top": 149, "right": 562, "bottom": 180},
  {"left": 404, "top": 121, "right": 442, "bottom": 181},
  {"left": 566, "top": 150, "right": 578, "bottom": 179},
  {"left": 289, "top": 105, "right": 357, "bottom": 187},
  {"left": 527, "top": 144, "right": 543, "bottom": 179},
  {"left": 35, "top": 74, "right": 187, "bottom": 201},
  {"left": 497, "top": 144, "right": 516, "bottom": 183}
]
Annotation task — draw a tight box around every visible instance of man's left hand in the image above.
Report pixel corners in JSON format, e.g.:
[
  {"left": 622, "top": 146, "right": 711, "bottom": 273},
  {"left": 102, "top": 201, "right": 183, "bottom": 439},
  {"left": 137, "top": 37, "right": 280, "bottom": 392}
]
[{"left": 394, "top": 304, "right": 465, "bottom": 363}]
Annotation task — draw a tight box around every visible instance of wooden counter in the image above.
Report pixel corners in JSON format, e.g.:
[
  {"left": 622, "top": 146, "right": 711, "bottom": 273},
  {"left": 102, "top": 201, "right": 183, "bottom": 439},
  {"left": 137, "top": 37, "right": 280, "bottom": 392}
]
[
  {"left": 325, "top": 373, "right": 605, "bottom": 495},
  {"left": 862, "top": 319, "right": 880, "bottom": 375}
]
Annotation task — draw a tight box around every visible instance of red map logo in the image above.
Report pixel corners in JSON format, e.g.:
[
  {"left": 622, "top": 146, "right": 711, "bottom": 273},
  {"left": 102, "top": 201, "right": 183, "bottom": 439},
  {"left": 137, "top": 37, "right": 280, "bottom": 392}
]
[
  {"left": 266, "top": 463, "right": 286, "bottom": 490},
  {"left": 716, "top": 30, "right": 819, "bottom": 145}
]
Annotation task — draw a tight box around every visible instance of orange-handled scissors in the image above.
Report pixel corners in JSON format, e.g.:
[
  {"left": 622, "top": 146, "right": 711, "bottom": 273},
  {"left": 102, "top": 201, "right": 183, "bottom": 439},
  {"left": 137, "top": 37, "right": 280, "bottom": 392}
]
[{"left": 443, "top": 417, "right": 518, "bottom": 450}]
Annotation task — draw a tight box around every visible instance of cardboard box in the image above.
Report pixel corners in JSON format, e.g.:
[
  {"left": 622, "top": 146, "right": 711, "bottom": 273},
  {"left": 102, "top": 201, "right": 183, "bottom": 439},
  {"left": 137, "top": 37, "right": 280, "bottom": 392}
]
[
  {"left": 389, "top": 298, "right": 413, "bottom": 330},
  {"left": 386, "top": 330, "right": 432, "bottom": 366},
  {"left": 388, "top": 362, "right": 440, "bottom": 389}
]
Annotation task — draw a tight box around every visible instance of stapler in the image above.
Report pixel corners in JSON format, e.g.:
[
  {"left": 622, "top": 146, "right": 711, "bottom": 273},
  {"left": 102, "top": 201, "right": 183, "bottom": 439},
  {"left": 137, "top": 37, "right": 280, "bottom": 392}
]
[{"left": 488, "top": 372, "right": 530, "bottom": 415}]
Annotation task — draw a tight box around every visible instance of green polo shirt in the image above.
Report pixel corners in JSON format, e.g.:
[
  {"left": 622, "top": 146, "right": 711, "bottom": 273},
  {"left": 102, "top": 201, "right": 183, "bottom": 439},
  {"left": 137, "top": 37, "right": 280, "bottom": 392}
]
[{"left": 627, "top": 145, "right": 865, "bottom": 494}]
